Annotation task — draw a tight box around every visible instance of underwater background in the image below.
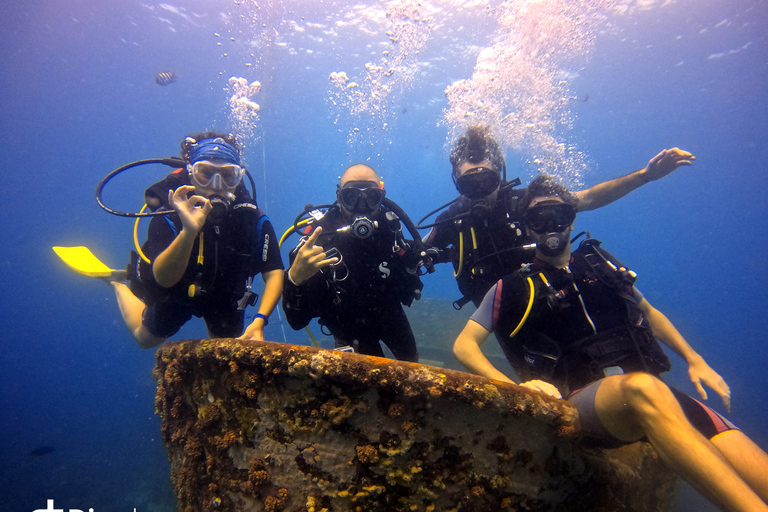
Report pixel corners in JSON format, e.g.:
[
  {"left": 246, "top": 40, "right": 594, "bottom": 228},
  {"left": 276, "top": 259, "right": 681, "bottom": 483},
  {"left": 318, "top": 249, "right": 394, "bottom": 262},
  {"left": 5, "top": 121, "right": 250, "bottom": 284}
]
[{"left": 1, "top": 0, "right": 766, "bottom": 510}]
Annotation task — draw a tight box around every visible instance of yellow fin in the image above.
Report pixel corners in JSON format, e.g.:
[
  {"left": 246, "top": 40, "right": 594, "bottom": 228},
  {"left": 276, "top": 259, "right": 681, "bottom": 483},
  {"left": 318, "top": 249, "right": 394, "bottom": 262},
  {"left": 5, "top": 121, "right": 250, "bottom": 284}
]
[{"left": 52, "top": 246, "right": 116, "bottom": 277}]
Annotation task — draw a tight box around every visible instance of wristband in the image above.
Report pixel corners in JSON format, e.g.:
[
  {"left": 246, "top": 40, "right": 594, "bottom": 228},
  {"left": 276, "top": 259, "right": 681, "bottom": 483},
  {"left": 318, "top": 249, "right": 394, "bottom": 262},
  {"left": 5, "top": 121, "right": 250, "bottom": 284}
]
[{"left": 254, "top": 313, "right": 269, "bottom": 325}]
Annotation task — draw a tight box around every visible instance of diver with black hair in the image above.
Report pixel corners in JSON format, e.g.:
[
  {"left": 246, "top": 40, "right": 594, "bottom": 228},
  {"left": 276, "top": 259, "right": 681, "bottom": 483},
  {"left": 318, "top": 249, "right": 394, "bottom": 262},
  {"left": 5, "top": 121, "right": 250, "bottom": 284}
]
[
  {"left": 282, "top": 164, "right": 428, "bottom": 362},
  {"left": 422, "top": 124, "right": 696, "bottom": 309},
  {"left": 453, "top": 175, "right": 768, "bottom": 512},
  {"left": 55, "top": 132, "right": 284, "bottom": 348}
]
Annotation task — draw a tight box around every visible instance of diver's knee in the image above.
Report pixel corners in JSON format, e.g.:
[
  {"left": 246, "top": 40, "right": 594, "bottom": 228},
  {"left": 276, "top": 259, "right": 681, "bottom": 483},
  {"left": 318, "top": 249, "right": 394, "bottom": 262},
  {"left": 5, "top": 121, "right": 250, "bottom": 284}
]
[
  {"left": 135, "top": 328, "right": 165, "bottom": 349},
  {"left": 621, "top": 373, "right": 670, "bottom": 412}
]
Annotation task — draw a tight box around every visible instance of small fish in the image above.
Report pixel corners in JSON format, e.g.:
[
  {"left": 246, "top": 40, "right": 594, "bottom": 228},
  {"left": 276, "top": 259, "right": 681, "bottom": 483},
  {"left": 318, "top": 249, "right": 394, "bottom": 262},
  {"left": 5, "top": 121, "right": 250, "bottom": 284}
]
[
  {"left": 29, "top": 446, "right": 55, "bottom": 456},
  {"left": 155, "top": 71, "right": 179, "bottom": 86}
]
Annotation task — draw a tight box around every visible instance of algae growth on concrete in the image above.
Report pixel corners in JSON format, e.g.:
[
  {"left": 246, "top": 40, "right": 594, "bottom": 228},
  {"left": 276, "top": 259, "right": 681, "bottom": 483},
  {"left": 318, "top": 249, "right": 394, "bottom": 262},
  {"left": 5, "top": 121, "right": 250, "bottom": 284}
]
[{"left": 155, "top": 338, "right": 675, "bottom": 512}]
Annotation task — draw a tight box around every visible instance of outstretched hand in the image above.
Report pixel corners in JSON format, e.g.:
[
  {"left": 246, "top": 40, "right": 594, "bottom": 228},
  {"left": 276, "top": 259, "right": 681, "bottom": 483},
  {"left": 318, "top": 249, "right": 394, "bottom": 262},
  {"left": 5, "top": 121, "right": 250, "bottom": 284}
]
[
  {"left": 641, "top": 148, "right": 696, "bottom": 182},
  {"left": 689, "top": 358, "right": 731, "bottom": 412},
  {"left": 168, "top": 185, "right": 212, "bottom": 234},
  {"left": 239, "top": 321, "right": 265, "bottom": 342},
  {"left": 288, "top": 227, "right": 340, "bottom": 285},
  {"left": 520, "top": 379, "right": 563, "bottom": 399}
]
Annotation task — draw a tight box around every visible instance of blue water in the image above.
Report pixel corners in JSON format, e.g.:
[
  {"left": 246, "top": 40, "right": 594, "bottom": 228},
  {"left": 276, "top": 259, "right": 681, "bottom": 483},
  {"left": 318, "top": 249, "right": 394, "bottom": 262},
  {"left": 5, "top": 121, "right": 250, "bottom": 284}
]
[{"left": 2, "top": 1, "right": 767, "bottom": 510}]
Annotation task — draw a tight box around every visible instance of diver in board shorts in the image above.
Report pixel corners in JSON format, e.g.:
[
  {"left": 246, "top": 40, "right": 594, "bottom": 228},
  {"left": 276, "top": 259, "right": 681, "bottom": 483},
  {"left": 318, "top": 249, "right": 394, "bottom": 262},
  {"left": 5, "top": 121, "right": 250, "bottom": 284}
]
[{"left": 453, "top": 174, "right": 768, "bottom": 512}]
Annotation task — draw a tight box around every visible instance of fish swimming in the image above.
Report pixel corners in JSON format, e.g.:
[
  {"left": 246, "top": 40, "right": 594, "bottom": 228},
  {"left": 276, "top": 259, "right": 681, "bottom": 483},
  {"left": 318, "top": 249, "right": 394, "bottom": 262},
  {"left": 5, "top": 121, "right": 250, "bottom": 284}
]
[
  {"left": 155, "top": 71, "right": 179, "bottom": 86},
  {"left": 29, "top": 446, "right": 55, "bottom": 456}
]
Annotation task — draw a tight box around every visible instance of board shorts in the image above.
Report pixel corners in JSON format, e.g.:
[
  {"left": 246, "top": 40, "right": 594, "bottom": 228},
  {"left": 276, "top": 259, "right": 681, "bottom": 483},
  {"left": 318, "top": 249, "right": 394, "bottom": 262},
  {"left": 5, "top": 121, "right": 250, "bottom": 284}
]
[{"left": 568, "top": 378, "right": 739, "bottom": 448}]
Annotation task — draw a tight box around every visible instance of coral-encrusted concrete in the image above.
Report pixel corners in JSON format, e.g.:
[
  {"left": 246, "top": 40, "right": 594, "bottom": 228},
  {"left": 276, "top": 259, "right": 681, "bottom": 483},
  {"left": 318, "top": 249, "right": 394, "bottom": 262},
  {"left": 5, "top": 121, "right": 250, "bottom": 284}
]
[{"left": 155, "top": 339, "right": 676, "bottom": 512}]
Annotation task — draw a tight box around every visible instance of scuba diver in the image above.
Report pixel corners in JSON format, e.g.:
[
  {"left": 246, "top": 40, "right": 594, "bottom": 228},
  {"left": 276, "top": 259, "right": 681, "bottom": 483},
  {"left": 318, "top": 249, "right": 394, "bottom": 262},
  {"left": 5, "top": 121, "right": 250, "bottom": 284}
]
[
  {"left": 282, "top": 164, "right": 431, "bottom": 362},
  {"left": 54, "top": 132, "right": 284, "bottom": 348},
  {"left": 421, "top": 124, "right": 696, "bottom": 309},
  {"left": 453, "top": 175, "right": 768, "bottom": 512}
]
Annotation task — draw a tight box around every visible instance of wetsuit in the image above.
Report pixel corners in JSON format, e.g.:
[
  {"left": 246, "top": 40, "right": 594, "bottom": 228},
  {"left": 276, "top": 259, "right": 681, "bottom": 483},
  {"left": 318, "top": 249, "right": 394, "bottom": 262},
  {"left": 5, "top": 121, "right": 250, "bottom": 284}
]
[
  {"left": 471, "top": 240, "right": 738, "bottom": 446},
  {"left": 282, "top": 206, "right": 424, "bottom": 361},
  {"left": 130, "top": 170, "right": 284, "bottom": 338},
  {"left": 423, "top": 183, "right": 533, "bottom": 308}
]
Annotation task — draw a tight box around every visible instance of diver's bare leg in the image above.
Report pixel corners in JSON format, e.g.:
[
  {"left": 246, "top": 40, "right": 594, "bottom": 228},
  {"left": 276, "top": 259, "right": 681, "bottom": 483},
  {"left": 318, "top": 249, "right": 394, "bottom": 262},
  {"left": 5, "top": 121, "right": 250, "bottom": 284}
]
[
  {"left": 594, "top": 373, "right": 768, "bottom": 512},
  {"left": 711, "top": 430, "right": 768, "bottom": 504},
  {"left": 111, "top": 282, "right": 165, "bottom": 349}
]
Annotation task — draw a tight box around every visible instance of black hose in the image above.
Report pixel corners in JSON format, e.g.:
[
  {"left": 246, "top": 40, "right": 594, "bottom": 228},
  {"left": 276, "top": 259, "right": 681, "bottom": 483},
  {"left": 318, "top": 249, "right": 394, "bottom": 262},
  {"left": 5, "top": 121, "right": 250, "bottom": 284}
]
[
  {"left": 415, "top": 177, "right": 523, "bottom": 230},
  {"left": 415, "top": 197, "right": 461, "bottom": 229},
  {"left": 96, "top": 157, "right": 258, "bottom": 218},
  {"left": 382, "top": 197, "right": 435, "bottom": 273},
  {"left": 95, "top": 157, "right": 186, "bottom": 217}
]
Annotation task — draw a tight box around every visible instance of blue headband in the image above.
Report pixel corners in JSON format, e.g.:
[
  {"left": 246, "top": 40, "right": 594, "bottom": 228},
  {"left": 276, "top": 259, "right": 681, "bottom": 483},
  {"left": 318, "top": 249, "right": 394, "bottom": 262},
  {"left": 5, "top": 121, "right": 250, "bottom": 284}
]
[{"left": 188, "top": 138, "right": 241, "bottom": 166}]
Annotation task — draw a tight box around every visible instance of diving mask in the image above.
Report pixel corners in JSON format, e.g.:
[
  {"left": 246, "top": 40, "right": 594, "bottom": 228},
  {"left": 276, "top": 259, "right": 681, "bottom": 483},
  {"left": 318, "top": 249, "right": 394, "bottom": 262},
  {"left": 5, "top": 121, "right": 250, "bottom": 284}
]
[
  {"left": 523, "top": 202, "right": 576, "bottom": 234},
  {"left": 337, "top": 181, "right": 386, "bottom": 214},
  {"left": 454, "top": 167, "right": 500, "bottom": 199},
  {"left": 188, "top": 161, "right": 244, "bottom": 191}
]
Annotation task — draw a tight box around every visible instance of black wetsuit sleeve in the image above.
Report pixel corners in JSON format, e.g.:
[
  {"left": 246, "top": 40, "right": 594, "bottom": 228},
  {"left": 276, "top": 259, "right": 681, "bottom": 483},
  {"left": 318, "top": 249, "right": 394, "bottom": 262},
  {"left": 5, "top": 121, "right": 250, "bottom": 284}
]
[{"left": 252, "top": 218, "right": 284, "bottom": 275}]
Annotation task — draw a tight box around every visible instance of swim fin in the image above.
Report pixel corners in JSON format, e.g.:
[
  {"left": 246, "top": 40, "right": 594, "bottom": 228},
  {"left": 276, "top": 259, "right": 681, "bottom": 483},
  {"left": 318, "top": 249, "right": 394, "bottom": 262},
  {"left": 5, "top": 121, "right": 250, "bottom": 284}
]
[{"left": 52, "top": 246, "right": 122, "bottom": 278}]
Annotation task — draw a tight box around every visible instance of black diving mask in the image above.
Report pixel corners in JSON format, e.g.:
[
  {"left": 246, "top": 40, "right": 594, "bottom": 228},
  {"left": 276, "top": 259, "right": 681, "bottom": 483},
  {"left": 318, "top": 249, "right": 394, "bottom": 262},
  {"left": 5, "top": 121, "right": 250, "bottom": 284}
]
[
  {"left": 337, "top": 181, "right": 385, "bottom": 214},
  {"left": 454, "top": 167, "right": 501, "bottom": 199},
  {"left": 524, "top": 203, "right": 576, "bottom": 234}
]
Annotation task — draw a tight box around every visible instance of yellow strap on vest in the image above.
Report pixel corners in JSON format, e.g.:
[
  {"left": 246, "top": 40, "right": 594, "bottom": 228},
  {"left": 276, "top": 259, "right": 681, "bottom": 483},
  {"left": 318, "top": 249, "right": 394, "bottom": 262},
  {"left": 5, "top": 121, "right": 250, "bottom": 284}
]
[{"left": 509, "top": 276, "right": 536, "bottom": 338}]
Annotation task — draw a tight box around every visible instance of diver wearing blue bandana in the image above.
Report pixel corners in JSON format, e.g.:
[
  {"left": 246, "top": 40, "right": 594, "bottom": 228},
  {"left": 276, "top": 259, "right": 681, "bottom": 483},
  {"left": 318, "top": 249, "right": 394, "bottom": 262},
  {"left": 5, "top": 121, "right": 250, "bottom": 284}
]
[
  {"left": 184, "top": 137, "right": 245, "bottom": 222},
  {"left": 112, "top": 132, "right": 284, "bottom": 348}
]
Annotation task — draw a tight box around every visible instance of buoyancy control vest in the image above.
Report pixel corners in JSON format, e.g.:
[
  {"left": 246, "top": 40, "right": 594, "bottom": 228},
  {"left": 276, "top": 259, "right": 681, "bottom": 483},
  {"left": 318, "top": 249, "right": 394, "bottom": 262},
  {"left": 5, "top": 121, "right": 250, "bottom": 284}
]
[
  {"left": 437, "top": 183, "right": 533, "bottom": 308},
  {"left": 495, "top": 238, "right": 671, "bottom": 395},
  {"left": 130, "top": 171, "right": 267, "bottom": 310},
  {"left": 299, "top": 205, "right": 423, "bottom": 307}
]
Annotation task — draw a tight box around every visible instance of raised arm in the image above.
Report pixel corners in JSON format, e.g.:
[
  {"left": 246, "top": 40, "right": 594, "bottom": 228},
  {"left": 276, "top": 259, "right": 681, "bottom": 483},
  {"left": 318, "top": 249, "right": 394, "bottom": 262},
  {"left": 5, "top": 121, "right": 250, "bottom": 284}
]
[
  {"left": 576, "top": 148, "right": 695, "bottom": 212},
  {"left": 153, "top": 185, "right": 212, "bottom": 288},
  {"left": 638, "top": 297, "right": 731, "bottom": 411}
]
